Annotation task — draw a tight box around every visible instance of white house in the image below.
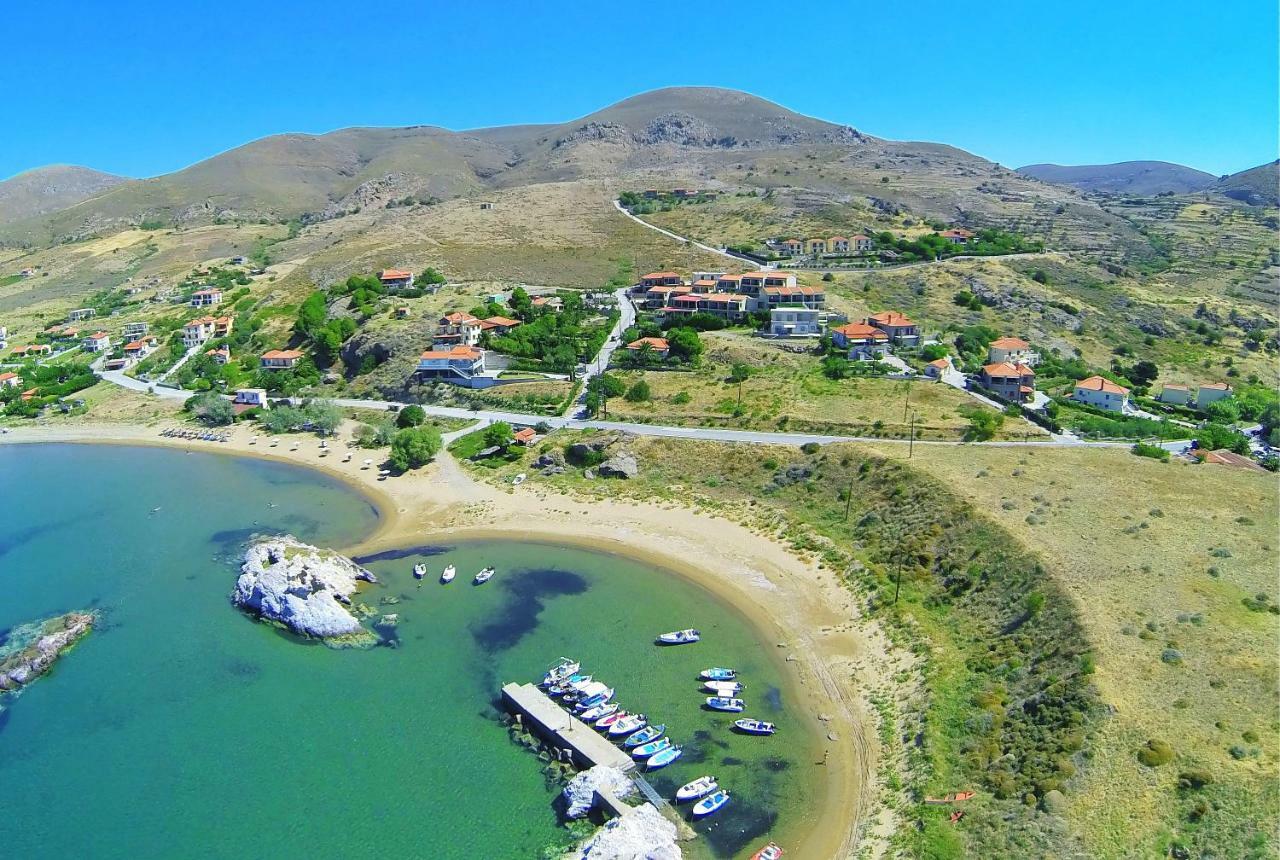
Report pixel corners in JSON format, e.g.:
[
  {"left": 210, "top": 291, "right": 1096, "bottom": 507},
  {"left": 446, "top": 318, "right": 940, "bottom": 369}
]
[
  {"left": 379, "top": 269, "right": 415, "bottom": 290},
  {"left": 68, "top": 308, "right": 97, "bottom": 322},
  {"left": 234, "top": 388, "right": 269, "bottom": 407},
  {"left": 260, "top": 349, "right": 304, "bottom": 370},
  {"left": 987, "top": 336, "right": 1038, "bottom": 366},
  {"left": 769, "top": 306, "right": 822, "bottom": 337},
  {"left": 190, "top": 289, "right": 223, "bottom": 308},
  {"left": 437, "top": 312, "right": 483, "bottom": 346},
  {"left": 122, "top": 321, "right": 149, "bottom": 339},
  {"left": 1074, "top": 375, "right": 1130, "bottom": 412},
  {"left": 0, "top": 372, "right": 21, "bottom": 389},
  {"left": 1157, "top": 384, "right": 1190, "bottom": 406},
  {"left": 1195, "top": 382, "right": 1232, "bottom": 410},
  {"left": 416, "top": 345, "right": 485, "bottom": 382},
  {"left": 81, "top": 331, "right": 111, "bottom": 353}
]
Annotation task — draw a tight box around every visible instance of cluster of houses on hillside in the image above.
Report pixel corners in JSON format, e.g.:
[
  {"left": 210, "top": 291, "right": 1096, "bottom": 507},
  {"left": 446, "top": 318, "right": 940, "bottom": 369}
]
[
  {"left": 767, "top": 227, "right": 978, "bottom": 260},
  {"left": 1156, "top": 381, "right": 1233, "bottom": 410},
  {"left": 636, "top": 270, "right": 828, "bottom": 333}
]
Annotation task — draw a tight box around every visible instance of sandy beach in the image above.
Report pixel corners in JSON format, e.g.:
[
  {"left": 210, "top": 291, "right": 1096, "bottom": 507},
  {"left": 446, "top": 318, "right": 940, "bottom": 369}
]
[{"left": 2, "top": 420, "right": 887, "bottom": 860}]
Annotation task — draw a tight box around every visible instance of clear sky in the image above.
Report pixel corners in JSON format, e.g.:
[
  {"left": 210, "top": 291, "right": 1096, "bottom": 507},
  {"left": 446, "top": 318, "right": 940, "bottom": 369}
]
[{"left": 3, "top": 0, "right": 1276, "bottom": 180}]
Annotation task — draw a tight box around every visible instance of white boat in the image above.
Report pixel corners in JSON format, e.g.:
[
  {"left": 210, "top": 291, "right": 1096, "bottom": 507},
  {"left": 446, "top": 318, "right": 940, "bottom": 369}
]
[
  {"left": 440, "top": 565, "right": 456, "bottom": 583},
  {"left": 632, "top": 737, "right": 672, "bottom": 758},
  {"left": 549, "top": 674, "right": 591, "bottom": 695},
  {"left": 608, "top": 714, "right": 646, "bottom": 736},
  {"left": 676, "top": 776, "right": 718, "bottom": 802},
  {"left": 733, "top": 718, "right": 776, "bottom": 736},
  {"left": 701, "top": 668, "right": 737, "bottom": 681},
  {"left": 412, "top": 563, "right": 427, "bottom": 579},
  {"left": 646, "top": 745, "right": 682, "bottom": 770},
  {"left": 705, "top": 697, "right": 745, "bottom": 712},
  {"left": 579, "top": 702, "right": 617, "bottom": 722},
  {"left": 595, "top": 710, "right": 627, "bottom": 729},
  {"left": 541, "top": 659, "right": 581, "bottom": 686},
  {"left": 474, "top": 566, "right": 495, "bottom": 584},
  {"left": 512, "top": 473, "right": 526, "bottom": 486},
  {"left": 704, "top": 681, "right": 744, "bottom": 695},
  {"left": 656, "top": 628, "right": 701, "bottom": 645},
  {"left": 693, "top": 790, "right": 730, "bottom": 817}
]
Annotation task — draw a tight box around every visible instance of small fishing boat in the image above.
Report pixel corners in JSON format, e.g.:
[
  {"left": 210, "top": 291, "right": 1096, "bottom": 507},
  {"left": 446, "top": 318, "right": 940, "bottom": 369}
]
[
  {"left": 703, "top": 681, "right": 744, "bottom": 695},
  {"left": 693, "top": 790, "right": 730, "bottom": 818},
  {"left": 567, "top": 675, "right": 598, "bottom": 692},
  {"left": 541, "top": 659, "right": 580, "bottom": 687},
  {"left": 701, "top": 668, "right": 737, "bottom": 681},
  {"left": 656, "top": 629, "right": 701, "bottom": 645},
  {"left": 440, "top": 565, "right": 456, "bottom": 584},
  {"left": 675, "top": 776, "right": 718, "bottom": 802},
  {"left": 646, "top": 745, "right": 682, "bottom": 770},
  {"left": 706, "top": 697, "right": 745, "bottom": 713},
  {"left": 632, "top": 737, "right": 672, "bottom": 758},
  {"left": 579, "top": 702, "right": 617, "bottom": 722},
  {"left": 623, "top": 724, "right": 665, "bottom": 747},
  {"left": 733, "top": 719, "right": 776, "bottom": 735},
  {"left": 608, "top": 714, "right": 646, "bottom": 736},
  {"left": 549, "top": 674, "right": 591, "bottom": 696},
  {"left": 474, "top": 567, "right": 495, "bottom": 585},
  {"left": 412, "top": 563, "right": 427, "bottom": 579},
  {"left": 575, "top": 688, "right": 614, "bottom": 711},
  {"left": 594, "top": 710, "right": 627, "bottom": 729},
  {"left": 750, "top": 842, "right": 784, "bottom": 860}
]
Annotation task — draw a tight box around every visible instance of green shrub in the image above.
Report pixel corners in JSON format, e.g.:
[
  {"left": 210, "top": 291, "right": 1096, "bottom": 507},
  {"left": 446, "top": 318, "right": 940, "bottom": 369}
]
[
  {"left": 1137, "top": 739, "right": 1175, "bottom": 767},
  {"left": 1131, "top": 441, "right": 1170, "bottom": 461},
  {"left": 397, "top": 404, "right": 426, "bottom": 427}
]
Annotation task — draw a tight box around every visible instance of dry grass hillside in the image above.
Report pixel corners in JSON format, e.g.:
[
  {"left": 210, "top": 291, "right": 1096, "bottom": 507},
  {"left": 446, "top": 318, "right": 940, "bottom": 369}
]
[{"left": 868, "top": 444, "right": 1279, "bottom": 858}]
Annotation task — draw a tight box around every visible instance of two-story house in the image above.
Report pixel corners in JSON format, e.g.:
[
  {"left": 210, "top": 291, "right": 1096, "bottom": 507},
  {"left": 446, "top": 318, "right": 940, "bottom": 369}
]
[
  {"left": 260, "top": 349, "right": 304, "bottom": 370},
  {"left": 190, "top": 289, "right": 223, "bottom": 308},
  {"left": 1073, "top": 375, "right": 1129, "bottom": 412},
  {"left": 379, "top": 269, "right": 415, "bottom": 291},
  {"left": 416, "top": 345, "right": 485, "bottom": 382},
  {"left": 979, "top": 362, "right": 1036, "bottom": 403},
  {"left": 81, "top": 331, "right": 111, "bottom": 353},
  {"left": 867, "top": 311, "right": 920, "bottom": 345},
  {"left": 830, "top": 323, "right": 890, "bottom": 359},
  {"left": 987, "top": 336, "right": 1038, "bottom": 366}
]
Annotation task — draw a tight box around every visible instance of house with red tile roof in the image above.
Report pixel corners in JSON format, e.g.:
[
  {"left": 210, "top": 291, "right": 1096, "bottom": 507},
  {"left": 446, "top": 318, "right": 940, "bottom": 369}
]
[
  {"left": 0, "top": 372, "right": 21, "bottom": 389},
  {"left": 830, "top": 323, "right": 890, "bottom": 359},
  {"left": 379, "top": 269, "right": 415, "bottom": 290},
  {"left": 1073, "top": 375, "right": 1129, "bottom": 412},
  {"left": 416, "top": 345, "right": 485, "bottom": 382},
  {"left": 626, "top": 336, "right": 670, "bottom": 358},
  {"left": 939, "top": 228, "right": 976, "bottom": 244},
  {"left": 850, "top": 234, "right": 874, "bottom": 252},
  {"left": 11, "top": 344, "right": 52, "bottom": 357},
  {"left": 478, "top": 316, "right": 522, "bottom": 335},
  {"left": 987, "top": 336, "right": 1037, "bottom": 366},
  {"left": 1157, "top": 384, "right": 1190, "bottom": 406},
  {"left": 924, "top": 357, "right": 951, "bottom": 379},
  {"left": 260, "top": 349, "right": 305, "bottom": 369},
  {"left": 867, "top": 311, "right": 920, "bottom": 345},
  {"left": 513, "top": 427, "right": 537, "bottom": 445},
  {"left": 979, "top": 362, "right": 1036, "bottom": 403},
  {"left": 640, "top": 272, "right": 682, "bottom": 288},
  {"left": 190, "top": 288, "right": 223, "bottom": 308},
  {"left": 206, "top": 346, "right": 230, "bottom": 365},
  {"left": 779, "top": 239, "right": 804, "bottom": 256},
  {"left": 437, "top": 311, "right": 483, "bottom": 346},
  {"left": 81, "top": 331, "right": 111, "bottom": 353},
  {"left": 1195, "top": 382, "right": 1232, "bottom": 410}
]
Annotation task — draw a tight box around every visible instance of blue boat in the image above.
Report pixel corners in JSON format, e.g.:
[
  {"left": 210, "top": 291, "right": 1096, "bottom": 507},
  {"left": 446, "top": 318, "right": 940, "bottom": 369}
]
[
  {"left": 574, "top": 688, "right": 613, "bottom": 711},
  {"left": 705, "top": 697, "right": 745, "bottom": 712},
  {"left": 646, "top": 745, "right": 683, "bottom": 770},
  {"left": 623, "top": 724, "right": 665, "bottom": 747},
  {"left": 701, "top": 667, "right": 737, "bottom": 681},
  {"left": 632, "top": 737, "right": 672, "bottom": 758},
  {"left": 693, "top": 789, "right": 730, "bottom": 817}
]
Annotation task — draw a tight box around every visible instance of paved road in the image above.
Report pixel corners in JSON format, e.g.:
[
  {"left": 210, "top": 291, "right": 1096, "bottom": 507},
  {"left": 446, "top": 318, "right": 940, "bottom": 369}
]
[{"left": 567, "top": 287, "right": 636, "bottom": 417}]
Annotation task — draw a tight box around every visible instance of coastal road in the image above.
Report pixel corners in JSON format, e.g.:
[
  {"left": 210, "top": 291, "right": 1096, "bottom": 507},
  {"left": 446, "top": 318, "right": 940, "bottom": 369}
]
[{"left": 566, "top": 286, "right": 636, "bottom": 417}]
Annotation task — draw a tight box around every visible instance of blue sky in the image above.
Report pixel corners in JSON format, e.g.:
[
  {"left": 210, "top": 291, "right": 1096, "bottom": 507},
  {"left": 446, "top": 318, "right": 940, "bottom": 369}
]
[{"left": 3, "top": 0, "right": 1276, "bottom": 180}]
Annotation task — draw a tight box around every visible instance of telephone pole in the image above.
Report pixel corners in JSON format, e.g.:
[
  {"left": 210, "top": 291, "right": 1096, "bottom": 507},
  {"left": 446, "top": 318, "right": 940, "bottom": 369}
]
[{"left": 909, "top": 412, "right": 917, "bottom": 458}]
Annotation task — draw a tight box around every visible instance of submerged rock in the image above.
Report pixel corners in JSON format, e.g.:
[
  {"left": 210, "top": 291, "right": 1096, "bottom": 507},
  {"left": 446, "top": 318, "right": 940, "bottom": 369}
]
[
  {"left": 232, "top": 535, "right": 378, "bottom": 647},
  {"left": 561, "top": 765, "right": 636, "bottom": 819},
  {"left": 0, "top": 611, "right": 95, "bottom": 692},
  {"left": 571, "top": 803, "right": 680, "bottom": 859}
]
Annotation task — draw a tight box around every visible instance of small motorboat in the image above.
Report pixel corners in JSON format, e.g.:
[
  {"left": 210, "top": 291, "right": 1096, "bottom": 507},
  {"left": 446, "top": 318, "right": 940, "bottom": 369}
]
[
  {"left": 706, "top": 697, "right": 745, "bottom": 713},
  {"left": 632, "top": 737, "right": 672, "bottom": 759},
  {"left": 646, "top": 745, "right": 682, "bottom": 770},
  {"left": 701, "top": 668, "right": 737, "bottom": 681},
  {"left": 608, "top": 714, "right": 647, "bottom": 736},
  {"left": 750, "top": 841, "right": 784, "bottom": 860},
  {"left": 656, "top": 629, "right": 701, "bottom": 645},
  {"left": 595, "top": 710, "right": 628, "bottom": 730},
  {"left": 412, "top": 563, "right": 427, "bottom": 579},
  {"left": 541, "top": 659, "right": 580, "bottom": 687},
  {"left": 733, "top": 719, "right": 776, "bottom": 736},
  {"left": 579, "top": 702, "right": 617, "bottom": 722},
  {"left": 623, "top": 724, "right": 665, "bottom": 747},
  {"left": 549, "top": 674, "right": 591, "bottom": 696},
  {"left": 440, "top": 565, "right": 456, "bottom": 584},
  {"left": 704, "top": 681, "right": 744, "bottom": 695},
  {"left": 474, "top": 566, "right": 495, "bottom": 585},
  {"left": 693, "top": 790, "right": 730, "bottom": 818},
  {"left": 676, "top": 776, "right": 718, "bottom": 802},
  {"left": 575, "top": 688, "right": 614, "bottom": 711}
]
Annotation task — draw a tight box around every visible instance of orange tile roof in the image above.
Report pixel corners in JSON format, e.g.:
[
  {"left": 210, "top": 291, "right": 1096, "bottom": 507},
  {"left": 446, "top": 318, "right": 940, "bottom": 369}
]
[
  {"left": 442, "top": 311, "right": 479, "bottom": 324},
  {"left": 982, "top": 361, "right": 1034, "bottom": 378},
  {"left": 928, "top": 358, "right": 950, "bottom": 368},
  {"left": 868, "top": 311, "right": 915, "bottom": 327},
  {"left": 482, "top": 316, "right": 521, "bottom": 327},
  {"left": 627, "top": 337, "right": 669, "bottom": 351},
  {"left": 261, "top": 349, "right": 304, "bottom": 360},
  {"left": 513, "top": 427, "right": 536, "bottom": 442},
  {"left": 420, "top": 345, "right": 482, "bottom": 360},
  {"left": 1200, "top": 382, "right": 1231, "bottom": 390},
  {"left": 642, "top": 272, "right": 680, "bottom": 279},
  {"left": 851, "top": 234, "right": 871, "bottom": 241},
  {"left": 717, "top": 274, "right": 742, "bottom": 281},
  {"left": 0, "top": 372, "right": 18, "bottom": 382},
  {"left": 989, "top": 336, "right": 1030, "bottom": 349},
  {"left": 831, "top": 323, "right": 888, "bottom": 340},
  {"left": 380, "top": 268, "right": 413, "bottom": 280},
  {"left": 939, "top": 228, "right": 976, "bottom": 238},
  {"left": 692, "top": 279, "right": 717, "bottom": 287},
  {"left": 829, "top": 236, "right": 847, "bottom": 242},
  {"left": 1076, "top": 375, "right": 1129, "bottom": 395},
  {"left": 123, "top": 340, "right": 146, "bottom": 351}
]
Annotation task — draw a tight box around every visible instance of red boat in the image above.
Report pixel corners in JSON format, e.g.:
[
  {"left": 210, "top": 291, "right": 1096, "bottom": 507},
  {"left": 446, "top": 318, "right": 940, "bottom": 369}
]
[{"left": 750, "top": 843, "right": 784, "bottom": 860}]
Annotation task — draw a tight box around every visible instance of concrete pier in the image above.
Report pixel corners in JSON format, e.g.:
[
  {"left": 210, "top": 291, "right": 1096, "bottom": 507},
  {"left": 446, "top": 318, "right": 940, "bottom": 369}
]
[{"left": 501, "top": 682, "right": 635, "bottom": 771}]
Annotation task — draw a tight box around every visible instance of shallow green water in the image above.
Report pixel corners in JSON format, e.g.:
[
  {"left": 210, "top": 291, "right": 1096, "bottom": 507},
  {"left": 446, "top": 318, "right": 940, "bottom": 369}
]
[{"left": 0, "top": 444, "right": 820, "bottom": 859}]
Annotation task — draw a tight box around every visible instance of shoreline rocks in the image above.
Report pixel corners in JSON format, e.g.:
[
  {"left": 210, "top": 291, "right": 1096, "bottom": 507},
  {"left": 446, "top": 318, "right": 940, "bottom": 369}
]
[
  {"left": 232, "top": 535, "right": 378, "bottom": 648},
  {"left": 0, "top": 611, "right": 96, "bottom": 693},
  {"left": 561, "top": 765, "right": 636, "bottom": 819},
  {"left": 570, "top": 803, "right": 681, "bottom": 859}
]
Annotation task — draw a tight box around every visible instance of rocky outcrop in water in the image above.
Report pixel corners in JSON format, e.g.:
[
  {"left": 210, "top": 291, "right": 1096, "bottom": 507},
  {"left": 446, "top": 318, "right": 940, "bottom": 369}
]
[
  {"left": 233, "top": 536, "right": 378, "bottom": 647},
  {"left": 571, "top": 803, "right": 681, "bottom": 859},
  {"left": 0, "top": 611, "right": 95, "bottom": 692},
  {"left": 561, "top": 765, "right": 636, "bottom": 819}
]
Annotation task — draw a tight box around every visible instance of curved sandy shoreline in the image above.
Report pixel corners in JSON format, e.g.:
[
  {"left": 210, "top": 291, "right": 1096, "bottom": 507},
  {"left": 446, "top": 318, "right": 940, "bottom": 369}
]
[{"left": 1, "top": 422, "right": 879, "bottom": 859}]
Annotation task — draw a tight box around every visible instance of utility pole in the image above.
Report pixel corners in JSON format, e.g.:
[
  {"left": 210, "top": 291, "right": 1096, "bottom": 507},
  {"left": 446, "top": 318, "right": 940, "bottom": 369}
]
[
  {"left": 843, "top": 479, "right": 854, "bottom": 522},
  {"left": 902, "top": 378, "right": 912, "bottom": 421},
  {"left": 909, "top": 412, "right": 917, "bottom": 458}
]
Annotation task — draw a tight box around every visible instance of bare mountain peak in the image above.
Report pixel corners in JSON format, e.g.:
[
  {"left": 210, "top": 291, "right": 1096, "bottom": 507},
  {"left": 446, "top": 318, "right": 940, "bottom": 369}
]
[{"left": 0, "top": 165, "right": 129, "bottom": 224}]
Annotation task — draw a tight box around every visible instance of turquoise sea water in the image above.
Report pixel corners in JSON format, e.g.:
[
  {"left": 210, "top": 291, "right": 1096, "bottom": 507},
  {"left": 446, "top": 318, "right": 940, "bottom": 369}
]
[{"left": 0, "top": 444, "right": 821, "bottom": 859}]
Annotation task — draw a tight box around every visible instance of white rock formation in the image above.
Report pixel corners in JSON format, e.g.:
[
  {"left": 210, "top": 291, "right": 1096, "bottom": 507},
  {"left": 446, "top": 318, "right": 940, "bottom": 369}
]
[
  {"left": 572, "top": 803, "right": 681, "bottom": 860},
  {"left": 233, "top": 535, "right": 377, "bottom": 642},
  {"left": 561, "top": 766, "right": 636, "bottom": 819}
]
